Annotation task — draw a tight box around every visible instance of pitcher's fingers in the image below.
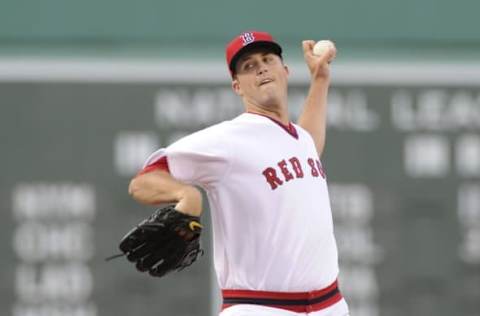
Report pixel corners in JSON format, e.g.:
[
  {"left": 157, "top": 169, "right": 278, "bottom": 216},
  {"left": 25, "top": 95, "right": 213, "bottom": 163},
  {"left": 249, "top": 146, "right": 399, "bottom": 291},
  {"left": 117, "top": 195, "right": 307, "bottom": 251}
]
[
  {"left": 318, "top": 44, "right": 337, "bottom": 64},
  {"left": 302, "top": 40, "right": 315, "bottom": 57}
]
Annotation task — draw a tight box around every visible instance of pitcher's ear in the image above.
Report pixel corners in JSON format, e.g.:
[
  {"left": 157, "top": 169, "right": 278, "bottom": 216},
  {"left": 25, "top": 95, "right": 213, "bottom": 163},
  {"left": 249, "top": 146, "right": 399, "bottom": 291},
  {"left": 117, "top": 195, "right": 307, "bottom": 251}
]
[{"left": 232, "top": 78, "right": 242, "bottom": 96}]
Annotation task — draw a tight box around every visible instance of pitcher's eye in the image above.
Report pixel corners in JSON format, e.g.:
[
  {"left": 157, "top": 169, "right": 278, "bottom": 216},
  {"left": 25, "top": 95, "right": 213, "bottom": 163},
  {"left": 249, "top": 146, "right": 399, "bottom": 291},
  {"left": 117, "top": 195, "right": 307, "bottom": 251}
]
[
  {"left": 264, "top": 55, "right": 274, "bottom": 63},
  {"left": 243, "top": 62, "right": 254, "bottom": 71}
]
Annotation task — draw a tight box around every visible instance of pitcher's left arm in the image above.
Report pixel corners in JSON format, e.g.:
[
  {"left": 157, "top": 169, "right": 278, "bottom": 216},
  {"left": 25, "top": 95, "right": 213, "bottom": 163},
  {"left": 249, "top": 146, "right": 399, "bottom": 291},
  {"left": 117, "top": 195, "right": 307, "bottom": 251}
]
[{"left": 297, "top": 40, "right": 336, "bottom": 157}]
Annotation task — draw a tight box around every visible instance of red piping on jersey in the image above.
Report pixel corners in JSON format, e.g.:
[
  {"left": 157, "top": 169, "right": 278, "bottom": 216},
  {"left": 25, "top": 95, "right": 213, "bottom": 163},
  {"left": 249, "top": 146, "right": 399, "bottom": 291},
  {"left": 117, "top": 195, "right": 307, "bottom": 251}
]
[
  {"left": 221, "top": 279, "right": 342, "bottom": 313},
  {"left": 247, "top": 111, "right": 299, "bottom": 139},
  {"left": 137, "top": 156, "right": 170, "bottom": 176}
]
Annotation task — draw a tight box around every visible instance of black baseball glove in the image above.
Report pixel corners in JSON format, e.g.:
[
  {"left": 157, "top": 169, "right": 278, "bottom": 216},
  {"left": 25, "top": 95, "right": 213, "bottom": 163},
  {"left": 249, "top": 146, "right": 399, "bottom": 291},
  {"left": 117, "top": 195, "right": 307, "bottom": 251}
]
[{"left": 115, "top": 205, "right": 204, "bottom": 278}]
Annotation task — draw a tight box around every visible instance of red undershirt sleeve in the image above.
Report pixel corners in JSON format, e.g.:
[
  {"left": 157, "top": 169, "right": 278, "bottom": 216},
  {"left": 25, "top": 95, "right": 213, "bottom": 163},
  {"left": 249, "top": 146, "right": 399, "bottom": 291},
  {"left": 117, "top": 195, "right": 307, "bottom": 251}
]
[{"left": 136, "top": 156, "right": 170, "bottom": 176}]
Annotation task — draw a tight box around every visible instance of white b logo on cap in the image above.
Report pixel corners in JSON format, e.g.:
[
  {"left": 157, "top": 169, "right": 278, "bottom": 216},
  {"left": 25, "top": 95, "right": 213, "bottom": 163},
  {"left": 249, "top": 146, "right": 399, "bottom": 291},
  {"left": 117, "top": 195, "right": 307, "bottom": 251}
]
[{"left": 241, "top": 32, "right": 255, "bottom": 46}]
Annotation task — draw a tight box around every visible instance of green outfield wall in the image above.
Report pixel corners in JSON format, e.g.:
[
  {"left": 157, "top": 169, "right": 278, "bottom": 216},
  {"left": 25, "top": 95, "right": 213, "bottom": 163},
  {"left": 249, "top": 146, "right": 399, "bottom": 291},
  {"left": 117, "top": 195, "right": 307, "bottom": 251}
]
[
  {"left": 0, "top": 0, "right": 479, "bottom": 60},
  {"left": 0, "top": 63, "right": 479, "bottom": 316}
]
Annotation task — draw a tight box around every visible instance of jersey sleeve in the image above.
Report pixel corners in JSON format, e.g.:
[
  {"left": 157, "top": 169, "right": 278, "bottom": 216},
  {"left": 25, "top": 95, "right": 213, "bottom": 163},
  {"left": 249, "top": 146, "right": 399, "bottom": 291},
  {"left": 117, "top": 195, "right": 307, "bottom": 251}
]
[{"left": 142, "top": 125, "right": 231, "bottom": 188}]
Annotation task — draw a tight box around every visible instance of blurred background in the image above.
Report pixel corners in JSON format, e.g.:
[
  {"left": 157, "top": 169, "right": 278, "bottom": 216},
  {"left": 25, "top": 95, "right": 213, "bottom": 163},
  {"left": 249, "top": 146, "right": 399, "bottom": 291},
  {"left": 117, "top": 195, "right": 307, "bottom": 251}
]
[{"left": 1, "top": 0, "right": 479, "bottom": 315}]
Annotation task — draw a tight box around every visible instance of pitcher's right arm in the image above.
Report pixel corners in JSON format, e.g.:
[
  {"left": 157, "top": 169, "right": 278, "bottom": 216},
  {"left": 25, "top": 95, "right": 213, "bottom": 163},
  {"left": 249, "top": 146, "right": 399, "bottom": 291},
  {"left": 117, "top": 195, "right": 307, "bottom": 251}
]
[{"left": 128, "top": 170, "right": 203, "bottom": 217}]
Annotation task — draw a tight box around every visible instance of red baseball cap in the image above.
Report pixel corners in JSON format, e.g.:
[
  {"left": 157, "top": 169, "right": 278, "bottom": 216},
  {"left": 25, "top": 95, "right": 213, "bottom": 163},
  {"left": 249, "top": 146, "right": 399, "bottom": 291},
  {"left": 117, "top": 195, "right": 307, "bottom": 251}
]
[{"left": 225, "top": 31, "right": 282, "bottom": 76}]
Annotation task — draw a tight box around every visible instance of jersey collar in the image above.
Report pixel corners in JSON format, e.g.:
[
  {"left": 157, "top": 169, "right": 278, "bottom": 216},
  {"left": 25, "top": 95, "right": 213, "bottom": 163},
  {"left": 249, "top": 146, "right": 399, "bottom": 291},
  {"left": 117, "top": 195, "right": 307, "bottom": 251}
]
[{"left": 246, "top": 111, "right": 298, "bottom": 139}]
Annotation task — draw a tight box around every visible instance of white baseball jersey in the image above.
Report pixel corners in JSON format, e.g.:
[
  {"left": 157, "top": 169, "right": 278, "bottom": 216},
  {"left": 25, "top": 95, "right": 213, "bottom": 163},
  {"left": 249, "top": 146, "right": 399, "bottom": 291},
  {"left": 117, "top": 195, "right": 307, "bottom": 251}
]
[{"left": 144, "top": 112, "right": 339, "bottom": 292}]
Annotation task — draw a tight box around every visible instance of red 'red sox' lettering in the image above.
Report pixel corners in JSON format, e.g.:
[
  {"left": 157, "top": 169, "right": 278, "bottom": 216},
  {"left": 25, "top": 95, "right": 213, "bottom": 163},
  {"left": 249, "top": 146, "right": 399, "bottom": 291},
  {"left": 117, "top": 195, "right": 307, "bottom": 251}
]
[
  {"left": 308, "top": 158, "right": 319, "bottom": 177},
  {"left": 262, "top": 157, "right": 326, "bottom": 190},
  {"left": 262, "top": 167, "right": 284, "bottom": 190},
  {"left": 278, "top": 159, "right": 294, "bottom": 182},
  {"left": 289, "top": 157, "right": 304, "bottom": 178}
]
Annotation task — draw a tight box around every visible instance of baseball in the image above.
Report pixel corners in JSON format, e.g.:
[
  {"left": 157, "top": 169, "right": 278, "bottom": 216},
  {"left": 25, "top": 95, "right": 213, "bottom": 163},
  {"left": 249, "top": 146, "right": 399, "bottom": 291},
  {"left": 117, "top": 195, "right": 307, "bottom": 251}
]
[{"left": 313, "top": 40, "right": 335, "bottom": 58}]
